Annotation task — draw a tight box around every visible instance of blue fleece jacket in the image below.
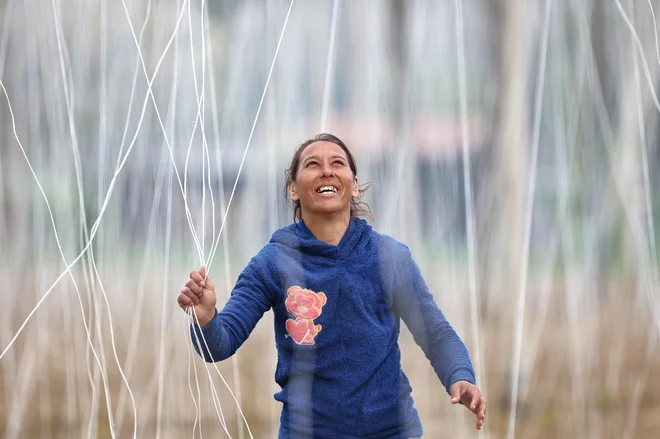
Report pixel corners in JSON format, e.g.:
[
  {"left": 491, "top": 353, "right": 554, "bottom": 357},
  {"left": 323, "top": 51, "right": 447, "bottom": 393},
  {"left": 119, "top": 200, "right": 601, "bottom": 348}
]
[{"left": 191, "top": 217, "right": 476, "bottom": 439}]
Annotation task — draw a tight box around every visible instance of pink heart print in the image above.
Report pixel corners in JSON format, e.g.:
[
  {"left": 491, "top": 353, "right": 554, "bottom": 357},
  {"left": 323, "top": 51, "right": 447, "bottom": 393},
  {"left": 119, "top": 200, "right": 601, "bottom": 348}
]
[
  {"left": 285, "top": 286, "right": 327, "bottom": 345},
  {"left": 285, "top": 318, "right": 322, "bottom": 345}
]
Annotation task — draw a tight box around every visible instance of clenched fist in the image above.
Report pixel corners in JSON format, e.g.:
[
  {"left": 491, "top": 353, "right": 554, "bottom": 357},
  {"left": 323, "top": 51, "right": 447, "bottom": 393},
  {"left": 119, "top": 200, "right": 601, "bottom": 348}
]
[{"left": 177, "top": 265, "right": 217, "bottom": 328}]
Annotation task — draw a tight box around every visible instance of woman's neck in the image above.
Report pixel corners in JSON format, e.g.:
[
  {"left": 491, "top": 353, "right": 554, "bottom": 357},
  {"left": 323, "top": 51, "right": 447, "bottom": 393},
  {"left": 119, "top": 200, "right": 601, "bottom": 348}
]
[{"left": 301, "top": 211, "right": 351, "bottom": 246}]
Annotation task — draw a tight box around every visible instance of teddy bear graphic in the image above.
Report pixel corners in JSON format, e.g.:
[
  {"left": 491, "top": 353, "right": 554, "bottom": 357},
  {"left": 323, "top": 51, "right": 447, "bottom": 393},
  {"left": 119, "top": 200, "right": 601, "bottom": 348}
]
[{"left": 285, "top": 285, "right": 327, "bottom": 345}]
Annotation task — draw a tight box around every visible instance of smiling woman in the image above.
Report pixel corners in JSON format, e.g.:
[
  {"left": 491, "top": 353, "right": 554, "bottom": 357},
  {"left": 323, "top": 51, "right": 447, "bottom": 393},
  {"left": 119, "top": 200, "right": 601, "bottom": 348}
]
[
  {"left": 177, "top": 133, "right": 487, "bottom": 439},
  {"left": 284, "top": 133, "right": 374, "bottom": 226}
]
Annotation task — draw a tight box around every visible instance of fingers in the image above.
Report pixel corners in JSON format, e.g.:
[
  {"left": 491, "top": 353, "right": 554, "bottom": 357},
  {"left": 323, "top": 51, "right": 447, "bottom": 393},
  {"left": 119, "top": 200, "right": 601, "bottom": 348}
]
[
  {"left": 178, "top": 289, "right": 196, "bottom": 310},
  {"left": 186, "top": 279, "right": 203, "bottom": 297},
  {"left": 476, "top": 398, "right": 487, "bottom": 430},
  {"left": 204, "top": 276, "right": 214, "bottom": 291},
  {"left": 469, "top": 391, "right": 480, "bottom": 413},
  {"left": 450, "top": 382, "right": 487, "bottom": 430},
  {"left": 450, "top": 383, "right": 463, "bottom": 404},
  {"left": 178, "top": 266, "right": 213, "bottom": 314},
  {"left": 478, "top": 398, "right": 487, "bottom": 419},
  {"left": 195, "top": 267, "right": 214, "bottom": 291},
  {"left": 180, "top": 286, "right": 199, "bottom": 306},
  {"left": 189, "top": 270, "right": 206, "bottom": 288},
  {"left": 178, "top": 267, "right": 214, "bottom": 315},
  {"left": 177, "top": 294, "right": 190, "bottom": 310}
]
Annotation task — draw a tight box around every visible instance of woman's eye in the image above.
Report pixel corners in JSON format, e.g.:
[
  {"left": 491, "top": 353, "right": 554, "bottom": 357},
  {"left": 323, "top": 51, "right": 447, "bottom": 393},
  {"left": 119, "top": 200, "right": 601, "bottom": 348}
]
[
  {"left": 306, "top": 161, "right": 318, "bottom": 167},
  {"left": 333, "top": 160, "right": 345, "bottom": 166}
]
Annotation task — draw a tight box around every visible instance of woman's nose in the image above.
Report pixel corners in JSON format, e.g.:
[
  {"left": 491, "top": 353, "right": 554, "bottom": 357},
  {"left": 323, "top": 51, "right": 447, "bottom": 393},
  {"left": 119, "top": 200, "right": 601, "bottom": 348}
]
[{"left": 321, "top": 162, "right": 333, "bottom": 176}]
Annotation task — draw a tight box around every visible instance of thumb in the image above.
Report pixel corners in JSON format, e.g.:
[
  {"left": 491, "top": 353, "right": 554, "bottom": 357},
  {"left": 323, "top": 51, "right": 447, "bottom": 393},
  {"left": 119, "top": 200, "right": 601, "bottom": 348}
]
[
  {"left": 199, "top": 265, "right": 207, "bottom": 280},
  {"left": 450, "top": 384, "right": 462, "bottom": 404}
]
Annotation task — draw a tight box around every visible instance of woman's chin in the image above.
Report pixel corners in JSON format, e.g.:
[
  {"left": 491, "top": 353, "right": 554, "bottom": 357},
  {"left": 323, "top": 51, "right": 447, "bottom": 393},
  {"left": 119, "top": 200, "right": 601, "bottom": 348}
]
[{"left": 307, "top": 203, "right": 350, "bottom": 217}]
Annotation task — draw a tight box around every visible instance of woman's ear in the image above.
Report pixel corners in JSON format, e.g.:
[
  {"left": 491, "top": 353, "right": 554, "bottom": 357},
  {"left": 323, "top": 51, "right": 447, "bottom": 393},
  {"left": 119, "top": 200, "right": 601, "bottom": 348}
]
[
  {"left": 352, "top": 177, "right": 359, "bottom": 198},
  {"left": 289, "top": 181, "right": 299, "bottom": 201}
]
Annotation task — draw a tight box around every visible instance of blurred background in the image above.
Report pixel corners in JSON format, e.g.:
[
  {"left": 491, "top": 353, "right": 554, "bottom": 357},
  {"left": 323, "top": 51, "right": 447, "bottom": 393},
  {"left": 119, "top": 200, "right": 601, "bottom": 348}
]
[{"left": 1, "top": 0, "right": 660, "bottom": 437}]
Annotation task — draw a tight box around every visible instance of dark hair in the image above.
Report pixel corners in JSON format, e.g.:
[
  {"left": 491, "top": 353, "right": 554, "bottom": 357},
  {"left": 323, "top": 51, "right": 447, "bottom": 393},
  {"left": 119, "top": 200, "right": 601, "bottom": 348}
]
[{"left": 284, "top": 133, "right": 373, "bottom": 223}]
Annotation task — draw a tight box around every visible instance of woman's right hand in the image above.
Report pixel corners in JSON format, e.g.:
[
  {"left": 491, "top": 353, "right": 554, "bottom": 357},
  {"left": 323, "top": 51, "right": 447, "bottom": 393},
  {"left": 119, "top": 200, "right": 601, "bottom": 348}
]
[{"left": 177, "top": 265, "right": 217, "bottom": 328}]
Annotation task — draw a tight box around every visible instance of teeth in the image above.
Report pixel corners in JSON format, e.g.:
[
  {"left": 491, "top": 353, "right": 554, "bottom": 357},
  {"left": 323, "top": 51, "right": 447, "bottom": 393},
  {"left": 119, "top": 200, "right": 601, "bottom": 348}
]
[{"left": 317, "top": 186, "right": 337, "bottom": 193}]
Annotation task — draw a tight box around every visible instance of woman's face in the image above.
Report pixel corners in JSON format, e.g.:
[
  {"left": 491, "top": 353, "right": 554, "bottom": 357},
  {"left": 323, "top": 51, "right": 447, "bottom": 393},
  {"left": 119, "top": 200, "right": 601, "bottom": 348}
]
[{"left": 289, "top": 141, "right": 359, "bottom": 219}]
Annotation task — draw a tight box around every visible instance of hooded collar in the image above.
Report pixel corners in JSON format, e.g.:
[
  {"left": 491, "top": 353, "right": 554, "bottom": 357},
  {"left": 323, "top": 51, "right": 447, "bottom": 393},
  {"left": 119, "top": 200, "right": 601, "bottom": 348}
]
[{"left": 270, "top": 216, "right": 370, "bottom": 260}]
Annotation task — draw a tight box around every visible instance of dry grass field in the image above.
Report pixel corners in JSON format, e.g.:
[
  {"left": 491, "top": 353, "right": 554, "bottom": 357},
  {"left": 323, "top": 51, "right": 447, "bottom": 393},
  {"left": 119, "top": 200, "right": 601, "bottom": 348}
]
[{"left": 1, "top": 270, "right": 658, "bottom": 439}]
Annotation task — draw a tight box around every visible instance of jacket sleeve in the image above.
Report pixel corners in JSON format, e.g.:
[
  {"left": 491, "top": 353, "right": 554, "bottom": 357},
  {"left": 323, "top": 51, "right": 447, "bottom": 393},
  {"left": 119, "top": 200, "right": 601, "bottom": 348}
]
[
  {"left": 392, "top": 247, "right": 476, "bottom": 394},
  {"left": 190, "top": 254, "right": 276, "bottom": 362}
]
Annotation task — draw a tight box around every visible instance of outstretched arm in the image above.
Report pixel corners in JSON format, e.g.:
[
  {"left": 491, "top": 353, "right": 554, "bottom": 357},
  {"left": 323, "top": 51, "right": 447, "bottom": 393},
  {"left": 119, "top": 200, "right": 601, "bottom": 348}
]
[{"left": 392, "top": 247, "right": 486, "bottom": 429}]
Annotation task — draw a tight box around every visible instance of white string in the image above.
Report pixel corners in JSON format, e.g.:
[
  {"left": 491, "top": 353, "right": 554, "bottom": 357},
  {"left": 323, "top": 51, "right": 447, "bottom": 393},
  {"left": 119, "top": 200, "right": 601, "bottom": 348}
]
[
  {"left": 454, "top": 1, "right": 487, "bottom": 436},
  {"left": 188, "top": 310, "right": 232, "bottom": 437},
  {"left": 156, "top": 163, "right": 174, "bottom": 439},
  {"left": 0, "top": 0, "right": 187, "bottom": 364},
  {"left": 202, "top": 8, "right": 249, "bottom": 438},
  {"left": 200, "top": 0, "right": 208, "bottom": 262},
  {"left": 206, "top": 0, "right": 296, "bottom": 271},
  {"left": 182, "top": 0, "right": 215, "bottom": 267},
  {"left": 183, "top": 0, "right": 199, "bottom": 203},
  {"left": 119, "top": 1, "right": 247, "bottom": 430},
  {"left": 19, "top": 1, "right": 105, "bottom": 437},
  {"left": 647, "top": 0, "right": 660, "bottom": 71},
  {"left": 189, "top": 306, "right": 256, "bottom": 438},
  {"left": 114, "top": 0, "right": 154, "bottom": 173},
  {"left": 507, "top": 0, "right": 552, "bottom": 438},
  {"left": 119, "top": 0, "right": 206, "bottom": 265},
  {"left": 51, "top": 0, "right": 138, "bottom": 434},
  {"left": 184, "top": 310, "right": 203, "bottom": 438},
  {"left": 198, "top": 0, "right": 240, "bottom": 434},
  {"left": 194, "top": 3, "right": 293, "bottom": 435},
  {"left": 88, "top": 0, "right": 112, "bottom": 433},
  {"left": 204, "top": 8, "right": 219, "bottom": 284},
  {"left": 113, "top": 136, "right": 173, "bottom": 433},
  {"left": 0, "top": 76, "right": 117, "bottom": 436},
  {"left": 181, "top": 2, "right": 297, "bottom": 422},
  {"left": 614, "top": 0, "right": 660, "bottom": 114},
  {"left": 0, "top": 3, "right": 186, "bottom": 434},
  {"left": 320, "top": 0, "right": 340, "bottom": 132},
  {"left": 155, "top": 0, "right": 185, "bottom": 432},
  {"left": 119, "top": 1, "right": 285, "bottom": 434},
  {"left": 200, "top": 0, "right": 216, "bottom": 286},
  {"left": 613, "top": 0, "right": 660, "bottom": 333},
  {"left": 90, "top": 239, "right": 139, "bottom": 438}
]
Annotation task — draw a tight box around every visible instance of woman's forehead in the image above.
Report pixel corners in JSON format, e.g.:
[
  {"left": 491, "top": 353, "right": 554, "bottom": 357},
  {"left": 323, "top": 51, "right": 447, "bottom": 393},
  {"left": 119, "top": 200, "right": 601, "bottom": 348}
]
[{"left": 301, "top": 141, "right": 347, "bottom": 159}]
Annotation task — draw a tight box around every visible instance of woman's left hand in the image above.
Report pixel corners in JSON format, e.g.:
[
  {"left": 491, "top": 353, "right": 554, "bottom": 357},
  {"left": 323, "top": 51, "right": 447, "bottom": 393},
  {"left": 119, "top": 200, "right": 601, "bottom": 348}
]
[{"left": 449, "top": 380, "right": 487, "bottom": 430}]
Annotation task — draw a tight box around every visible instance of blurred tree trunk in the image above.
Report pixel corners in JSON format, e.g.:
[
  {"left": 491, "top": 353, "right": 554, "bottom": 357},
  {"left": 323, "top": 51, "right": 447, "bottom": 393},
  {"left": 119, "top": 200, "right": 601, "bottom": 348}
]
[
  {"left": 480, "top": 0, "right": 528, "bottom": 331},
  {"left": 389, "top": 0, "right": 406, "bottom": 129},
  {"left": 613, "top": 2, "right": 659, "bottom": 315},
  {"left": 384, "top": 0, "right": 422, "bottom": 248},
  {"left": 585, "top": 0, "right": 660, "bottom": 403},
  {"left": 0, "top": 0, "right": 12, "bottom": 248},
  {"left": 476, "top": 0, "right": 530, "bottom": 403},
  {"left": 592, "top": 2, "right": 657, "bottom": 288}
]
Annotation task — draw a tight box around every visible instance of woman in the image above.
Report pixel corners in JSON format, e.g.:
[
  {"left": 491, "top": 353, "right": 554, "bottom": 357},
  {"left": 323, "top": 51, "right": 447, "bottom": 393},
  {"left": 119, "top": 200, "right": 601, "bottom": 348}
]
[{"left": 177, "top": 133, "right": 487, "bottom": 438}]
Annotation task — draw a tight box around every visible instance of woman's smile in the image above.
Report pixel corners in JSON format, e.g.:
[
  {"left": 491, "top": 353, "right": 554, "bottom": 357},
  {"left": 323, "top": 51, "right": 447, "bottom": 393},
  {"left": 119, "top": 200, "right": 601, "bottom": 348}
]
[{"left": 289, "top": 140, "right": 359, "bottom": 217}]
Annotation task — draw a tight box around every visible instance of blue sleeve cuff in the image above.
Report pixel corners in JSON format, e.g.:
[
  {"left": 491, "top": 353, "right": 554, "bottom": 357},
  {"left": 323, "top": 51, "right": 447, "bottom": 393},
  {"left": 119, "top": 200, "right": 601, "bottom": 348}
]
[
  {"left": 446, "top": 368, "right": 477, "bottom": 395},
  {"left": 190, "top": 309, "right": 221, "bottom": 362}
]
